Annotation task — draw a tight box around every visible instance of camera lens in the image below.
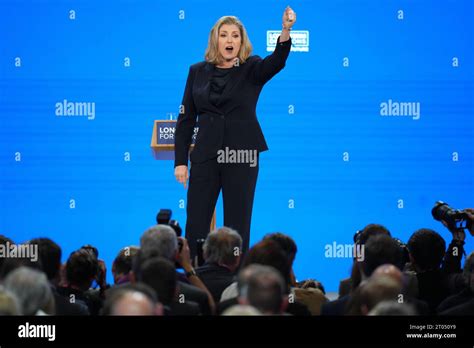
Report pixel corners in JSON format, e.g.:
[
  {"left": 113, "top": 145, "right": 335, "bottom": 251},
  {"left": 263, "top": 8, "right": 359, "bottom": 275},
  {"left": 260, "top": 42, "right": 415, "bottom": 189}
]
[{"left": 431, "top": 201, "right": 452, "bottom": 222}]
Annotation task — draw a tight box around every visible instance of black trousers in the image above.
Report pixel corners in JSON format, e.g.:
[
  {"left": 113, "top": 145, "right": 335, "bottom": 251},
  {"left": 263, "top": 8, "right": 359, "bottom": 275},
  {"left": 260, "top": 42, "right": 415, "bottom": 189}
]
[{"left": 185, "top": 155, "right": 259, "bottom": 259}]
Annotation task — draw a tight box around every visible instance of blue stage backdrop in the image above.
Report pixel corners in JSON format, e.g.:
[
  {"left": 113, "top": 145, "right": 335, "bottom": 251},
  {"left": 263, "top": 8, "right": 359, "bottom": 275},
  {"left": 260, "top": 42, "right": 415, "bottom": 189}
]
[{"left": 1, "top": 0, "right": 473, "bottom": 292}]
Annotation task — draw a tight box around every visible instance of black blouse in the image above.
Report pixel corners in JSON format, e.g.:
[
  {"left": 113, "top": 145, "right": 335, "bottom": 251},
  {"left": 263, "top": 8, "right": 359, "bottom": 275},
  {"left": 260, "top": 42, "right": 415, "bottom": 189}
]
[{"left": 209, "top": 66, "right": 235, "bottom": 106}]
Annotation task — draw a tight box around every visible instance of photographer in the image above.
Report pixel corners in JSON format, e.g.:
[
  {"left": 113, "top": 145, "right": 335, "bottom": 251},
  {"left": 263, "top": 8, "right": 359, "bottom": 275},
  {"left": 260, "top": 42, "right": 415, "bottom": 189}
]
[
  {"left": 136, "top": 256, "right": 201, "bottom": 315},
  {"left": 467, "top": 208, "right": 474, "bottom": 235},
  {"left": 28, "top": 238, "right": 89, "bottom": 316},
  {"left": 438, "top": 252, "right": 474, "bottom": 314},
  {"left": 436, "top": 205, "right": 474, "bottom": 290},
  {"left": 218, "top": 239, "right": 311, "bottom": 316},
  {"left": 80, "top": 245, "right": 109, "bottom": 297},
  {"left": 195, "top": 227, "right": 242, "bottom": 303},
  {"left": 138, "top": 225, "right": 216, "bottom": 315},
  {"left": 406, "top": 228, "right": 458, "bottom": 313},
  {"left": 112, "top": 246, "right": 139, "bottom": 285},
  {"left": 57, "top": 248, "right": 104, "bottom": 315}
]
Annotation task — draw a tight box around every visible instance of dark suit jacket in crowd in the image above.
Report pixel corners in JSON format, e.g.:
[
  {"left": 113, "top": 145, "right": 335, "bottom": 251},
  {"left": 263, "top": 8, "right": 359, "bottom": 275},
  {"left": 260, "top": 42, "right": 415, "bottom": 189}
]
[
  {"left": 56, "top": 286, "right": 103, "bottom": 316},
  {"left": 178, "top": 281, "right": 211, "bottom": 315},
  {"left": 416, "top": 270, "right": 452, "bottom": 314},
  {"left": 321, "top": 294, "right": 351, "bottom": 316},
  {"left": 53, "top": 292, "right": 89, "bottom": 316},
  {"left": 439, "top": 297, "right": 474, "bottom": 315},
  {"left": 174, "top": 36, "right": 292, "bottom": 167},
  {"left": 196, "top": 263, "right": 236, "bottom": 303},
  {"left": 437, "top": 288, "right": 473, "bottom": 313}
]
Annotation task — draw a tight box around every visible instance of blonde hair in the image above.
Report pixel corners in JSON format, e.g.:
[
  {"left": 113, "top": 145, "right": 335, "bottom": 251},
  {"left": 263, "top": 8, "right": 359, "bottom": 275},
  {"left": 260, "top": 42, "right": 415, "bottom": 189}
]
[{"left": 205, "top": 16, "right": 253, "bottom": 65}]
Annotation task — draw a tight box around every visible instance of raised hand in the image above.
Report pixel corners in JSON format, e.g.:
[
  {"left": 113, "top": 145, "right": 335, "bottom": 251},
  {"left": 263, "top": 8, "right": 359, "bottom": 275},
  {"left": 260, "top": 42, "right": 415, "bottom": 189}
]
[{"left": 283, "top": 6, "right": 297, "bottom": 30}]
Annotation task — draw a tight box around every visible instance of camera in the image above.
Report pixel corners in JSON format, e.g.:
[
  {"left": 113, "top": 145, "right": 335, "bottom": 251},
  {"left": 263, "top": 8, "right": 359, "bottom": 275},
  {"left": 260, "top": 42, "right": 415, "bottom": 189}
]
[
  {"left": 156, "top": 209, "right": 183, "bottom": 252},
  {"left": 168, "top": 219, "right": 182, "bottom": 238},
  {"left": 156, "top": 209, "right": 172, "bottom": 225},
  {"left": 156, "top": 209, "right": 182, "bottom": 236},
  {"left": 80, "top": 244, "right": 105, "bottom": 289},
  {"left": 432, "top": 201, "right": 473, "bottom": 232}
]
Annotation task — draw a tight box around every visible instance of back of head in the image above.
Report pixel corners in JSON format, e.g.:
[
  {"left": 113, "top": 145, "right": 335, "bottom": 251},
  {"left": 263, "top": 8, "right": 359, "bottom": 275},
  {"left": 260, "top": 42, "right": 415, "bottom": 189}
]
[
  {"left": 356, "top": 224, "right": 391, "bottom": 246},
  {"left": 204, "top": 227, "right": 242, "bottom": 266},
  {"left": 362, "top": 234, "right": 403, "bottom": 277},
  {"left": 81, "top": 244, "right": 99, "bottom": 259},
  {"left": 138, "top": 257, "right": 177, "bottom": 305},
  {"left": 239, "top": 264, "right": 286, "bottom": 315},
  {"left": 140, "top": 225, "right": 178, "bottom": 261},
  {"left": 66, "top": 249, "right": 98, "bottom": 289},
  {"left": 242, "top": 239, "right": 291, "bottom": 287},
  {"left": 0, "top": 287, "right": 21, "bottom": 315},
  {"left": 113, "top": 246, "right": 139, "bottom": 282},
  {"left": 222, "top": 304, "right": 261, "bottom": 316},
  {"left": 102, "top": 283, "right": 159, "bottom": 316},
  {"left": 3, "top": 267, "right": 55, "bottom": 315},
  {"left": 407, "top": 228, "right": 446, "bottom": 272},
  {"left": 363, "top": 275, "right": 402, "bottom": 307},
  {"left": 348, "top": 275, "right": 402, "bottom": 315},
  {"left": 368, "top": 300, "right": 416, "bottom": 316},
  {"left": 263, "top": 232, "right": 297, "bottom": 264},
  {"left": 29, "top": 238, "right": 62, "bottom": 281},
  {"left": 372, "top": 264, "right": 403, "bottom": 287},
  {"left": 0, "top": 255, "right": 43, "bottom": 281}
]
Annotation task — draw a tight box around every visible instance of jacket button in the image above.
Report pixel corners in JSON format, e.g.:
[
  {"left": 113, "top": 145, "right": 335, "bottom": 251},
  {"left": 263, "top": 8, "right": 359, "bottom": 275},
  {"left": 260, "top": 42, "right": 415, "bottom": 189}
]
[{"left": 220, "top": 115, "right": 224, "bottom": 119}]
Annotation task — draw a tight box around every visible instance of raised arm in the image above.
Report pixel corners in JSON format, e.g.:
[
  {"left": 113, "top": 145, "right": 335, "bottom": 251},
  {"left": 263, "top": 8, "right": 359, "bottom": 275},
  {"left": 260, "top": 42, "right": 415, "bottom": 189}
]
[
  {"left": 280, "top": 6, "right": 296, "bottom": 42},
  {"left": 252, "top": 6, "right": 297, "bottom": 85}
]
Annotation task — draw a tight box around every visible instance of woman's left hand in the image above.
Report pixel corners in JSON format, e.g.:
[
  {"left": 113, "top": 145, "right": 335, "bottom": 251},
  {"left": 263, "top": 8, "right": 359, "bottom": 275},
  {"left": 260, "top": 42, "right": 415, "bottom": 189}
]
[{"left": 282, "top": 6, "right": 297, "bottom": 29}]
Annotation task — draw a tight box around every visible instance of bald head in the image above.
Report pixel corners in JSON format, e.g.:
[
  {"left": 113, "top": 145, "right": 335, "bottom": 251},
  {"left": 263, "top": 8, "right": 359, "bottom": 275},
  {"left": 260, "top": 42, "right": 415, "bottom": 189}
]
[
  {"left": 110, "top": 291, "right": 159, "bottom": 316},
  {"left": 372, "top": 264, "right": 403, "bottom": 286}
]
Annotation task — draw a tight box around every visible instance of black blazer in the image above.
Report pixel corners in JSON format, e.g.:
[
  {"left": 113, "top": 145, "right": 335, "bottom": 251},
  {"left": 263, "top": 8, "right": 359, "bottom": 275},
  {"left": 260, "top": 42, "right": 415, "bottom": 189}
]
[
  {"left": 174, "top": 36, "right": 292, "bottom": 167},
  {"left": 195, "top": 262, "right": 236, "bottom": 303}
]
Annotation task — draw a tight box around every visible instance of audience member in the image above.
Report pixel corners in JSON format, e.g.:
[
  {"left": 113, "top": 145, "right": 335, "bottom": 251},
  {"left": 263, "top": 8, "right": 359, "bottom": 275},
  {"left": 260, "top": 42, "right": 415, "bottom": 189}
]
[
  {"left": 3, "top": 267, "right": 55, "bottom": 315},
  {"left": 196, "top": 227, "right": 242, "bottom": 303}
]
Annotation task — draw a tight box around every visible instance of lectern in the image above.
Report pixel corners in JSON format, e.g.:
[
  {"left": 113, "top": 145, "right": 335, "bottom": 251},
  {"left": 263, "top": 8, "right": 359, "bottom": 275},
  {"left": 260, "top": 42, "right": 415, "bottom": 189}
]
[{"left": 150, "top": 120, "right": 216, "bottom": 230}]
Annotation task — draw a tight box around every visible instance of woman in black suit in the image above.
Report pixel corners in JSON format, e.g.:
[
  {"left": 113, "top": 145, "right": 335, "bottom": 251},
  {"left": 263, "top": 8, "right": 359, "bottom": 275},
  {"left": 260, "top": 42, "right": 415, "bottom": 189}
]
[{"left": 174, "top": 6, "right": 296, "bottom": 258}]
